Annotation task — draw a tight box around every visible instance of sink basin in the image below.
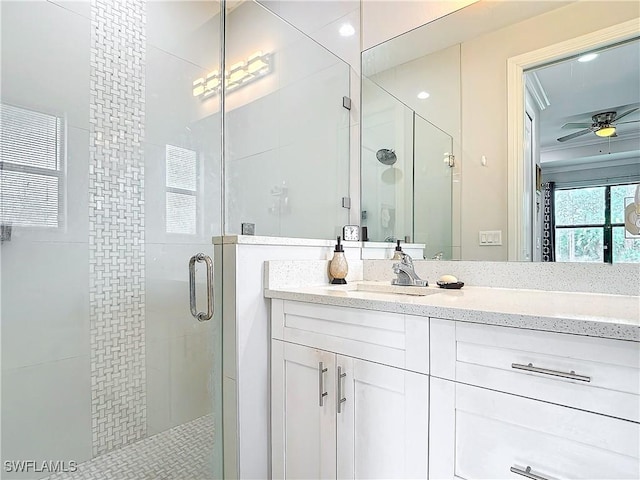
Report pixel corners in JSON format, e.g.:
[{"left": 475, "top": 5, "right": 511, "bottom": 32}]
[{"left": 355, "top": 281, "right": 441, "bottom": 296}]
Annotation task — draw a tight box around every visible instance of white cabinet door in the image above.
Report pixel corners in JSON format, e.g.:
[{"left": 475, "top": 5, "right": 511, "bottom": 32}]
[
  {"left": 337, "top": 355, "right": 429, "bottom": 480},
  {"left": 272, "top": 340, "right": 337, "bottom": 480}
]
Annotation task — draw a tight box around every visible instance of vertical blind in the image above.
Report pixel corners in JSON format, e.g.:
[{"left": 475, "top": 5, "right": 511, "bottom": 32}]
[{"left": 0, "top": 103, "right": 64, "bottom": 228}]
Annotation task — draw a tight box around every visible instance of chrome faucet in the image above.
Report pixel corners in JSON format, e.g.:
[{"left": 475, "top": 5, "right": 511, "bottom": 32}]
[{"left": 392, "top": 252, "right": 428, "bottom": 287}]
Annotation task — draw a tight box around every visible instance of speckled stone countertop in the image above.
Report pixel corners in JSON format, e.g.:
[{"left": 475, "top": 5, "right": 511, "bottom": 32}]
[{"left": 265, "top": 282, "right": 640, "bottom": 342}]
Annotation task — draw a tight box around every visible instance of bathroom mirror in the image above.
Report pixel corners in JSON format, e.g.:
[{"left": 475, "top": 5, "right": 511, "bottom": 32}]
[{"left": 361, "top": 0, "right": 640, "bottom": 262}]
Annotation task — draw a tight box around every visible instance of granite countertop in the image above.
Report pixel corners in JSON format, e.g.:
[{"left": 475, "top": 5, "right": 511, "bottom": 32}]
[{"left": 265, "top": 282, "right": 640, "bottom": 342}]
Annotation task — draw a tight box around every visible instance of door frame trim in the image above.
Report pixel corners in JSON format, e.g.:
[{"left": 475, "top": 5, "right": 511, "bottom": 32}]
[{"left": 506, "top": 18, "right": 639, "bottom": 261}]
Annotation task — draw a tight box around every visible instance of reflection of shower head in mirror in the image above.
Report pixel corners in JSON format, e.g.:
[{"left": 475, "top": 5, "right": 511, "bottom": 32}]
[
  {"left": 377, "top": 148, "right": 402, "bottom": 184},
  {"left": 376, "top": 148, "right": 397, "bottom": 166}
]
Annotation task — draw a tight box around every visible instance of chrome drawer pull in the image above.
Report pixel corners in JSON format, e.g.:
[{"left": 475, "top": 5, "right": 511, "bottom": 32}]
[
  {"left": 319, "top": 362, "right": 328, "bottom": 407},
  {"left": 511, "top": 362, "right": 591, "bottom": 382},
  {"left": 337, "top": 366, "right": 347, "bottom": 414},
  {"left": 510, "top": 465, "right": 550, "bottom": 480}
]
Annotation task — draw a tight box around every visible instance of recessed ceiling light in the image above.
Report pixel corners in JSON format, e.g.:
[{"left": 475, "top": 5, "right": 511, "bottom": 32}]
[
  {"left": 417, "top": 91, "right": 430, "bottom": 99},
  {"left": 578, "top": 53, "right": 598, "bottom": 63},
  {"left": 339, "top": 23, "right": 355, "bottom": 37}
]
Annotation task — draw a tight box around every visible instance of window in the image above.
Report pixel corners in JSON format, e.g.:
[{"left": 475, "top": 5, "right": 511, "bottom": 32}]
[
  {"left": 554, "top": 184, "right": 640, "bottom": 263},
  {"left": 165, "top": 144, "right": 198, "bottom": 235},
  {"left": 0, "top": 104, "right": 65, "bottom": 228}
]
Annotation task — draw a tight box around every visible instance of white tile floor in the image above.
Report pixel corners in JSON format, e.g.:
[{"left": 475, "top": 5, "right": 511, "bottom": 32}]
[{"left": 44, "top": 415, "right": 215, "bottom": 480}]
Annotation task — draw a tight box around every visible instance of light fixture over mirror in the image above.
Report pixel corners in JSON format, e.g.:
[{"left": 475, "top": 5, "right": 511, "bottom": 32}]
[{"left": 193, "top": 51, "right": 273, "bottom": 99}]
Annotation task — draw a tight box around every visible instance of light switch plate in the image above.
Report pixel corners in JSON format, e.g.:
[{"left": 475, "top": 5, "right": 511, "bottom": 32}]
[{"left": 479, "top": 230, "right": 502, "bottom": 245}]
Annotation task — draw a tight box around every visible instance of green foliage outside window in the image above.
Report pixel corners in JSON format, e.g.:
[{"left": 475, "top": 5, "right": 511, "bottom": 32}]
[{"left": 554, "top": 183, "right": 639, "bottom": 264}]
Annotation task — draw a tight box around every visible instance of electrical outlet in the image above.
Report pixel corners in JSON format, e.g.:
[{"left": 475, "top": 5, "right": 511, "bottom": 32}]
[{"left": 479, "top": 230, "right": 502, "bottom": 246}]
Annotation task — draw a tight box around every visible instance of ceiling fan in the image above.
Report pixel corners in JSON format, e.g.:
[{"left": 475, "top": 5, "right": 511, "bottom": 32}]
[{"left": 557, "top": 107, "right": 640, "bottom": 142}]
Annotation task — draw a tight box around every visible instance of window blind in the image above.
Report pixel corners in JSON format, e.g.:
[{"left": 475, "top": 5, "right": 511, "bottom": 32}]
[{"left": 0, "top": 103, "right": 64, "bottom": 228}]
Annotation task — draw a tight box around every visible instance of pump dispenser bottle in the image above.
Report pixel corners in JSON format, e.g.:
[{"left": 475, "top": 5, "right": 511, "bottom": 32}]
[
  {"left": 392, "top": 240, "right": 404, "bottom": 260},
  {"left": 329, "top": 236, "right": 348, "bottom": 284}
]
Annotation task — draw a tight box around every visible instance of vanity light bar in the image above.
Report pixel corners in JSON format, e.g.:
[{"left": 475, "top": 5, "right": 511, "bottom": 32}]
[{"left": 193, "top": 51, "right": 273, "bottom": 100}]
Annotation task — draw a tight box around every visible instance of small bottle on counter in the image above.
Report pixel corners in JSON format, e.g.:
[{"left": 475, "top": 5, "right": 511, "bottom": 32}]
[
  {"left": 392, "top": 240, "right": 404, "bottom": 260},
  {"left": 329, "top": 236, "right": 348, "bottom": 284}
]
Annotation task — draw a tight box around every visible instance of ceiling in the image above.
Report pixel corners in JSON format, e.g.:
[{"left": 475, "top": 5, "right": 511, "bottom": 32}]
[
  {"left": 363, "top": 1, "right": 571, "bottom": 77},
  {"left": 526, "top": 38, "right": 640, "bottom": 168}
]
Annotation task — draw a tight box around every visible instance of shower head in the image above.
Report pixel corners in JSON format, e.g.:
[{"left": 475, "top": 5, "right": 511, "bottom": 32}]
[{"left": 376, "top": 148, "right": 397, "bottom": 166}]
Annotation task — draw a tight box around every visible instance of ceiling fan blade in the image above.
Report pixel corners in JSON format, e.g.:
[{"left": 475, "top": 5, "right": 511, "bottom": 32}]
[
  {"left": 561, "top": 122, "right": 592, "bottom": 129},
  {"left": 614, "top": 120, "right": 640, "bottom": 125},
  {"left": 613, "top": 107, "right": 639, "bottom": 122},
  {"left": 557, "top": 129, "right": 592, "bottom": 142}
]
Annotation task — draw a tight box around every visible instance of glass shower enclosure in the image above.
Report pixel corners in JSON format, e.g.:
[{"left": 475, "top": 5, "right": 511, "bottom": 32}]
[{"left": 1, "top": 0, "right": 223, "bottom": 478}]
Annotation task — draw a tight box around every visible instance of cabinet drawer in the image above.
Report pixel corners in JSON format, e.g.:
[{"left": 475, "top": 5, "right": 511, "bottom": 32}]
[
  {"left": 431, "top": 319, "right": 640, "bottom": 421},
  {"left": 455, "top": 384, "right": 640, "bottom": 480},
  {"left": 271, "top": 300, "right": 429, "bottom": 374}
]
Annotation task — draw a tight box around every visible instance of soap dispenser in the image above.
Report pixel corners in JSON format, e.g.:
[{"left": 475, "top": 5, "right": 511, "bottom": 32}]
[
  {"left": 329, "top": 236, "right": 348, "bottom": 284},
  {"left": 392, "top": 240, "right": 404, "bottom": 260}
]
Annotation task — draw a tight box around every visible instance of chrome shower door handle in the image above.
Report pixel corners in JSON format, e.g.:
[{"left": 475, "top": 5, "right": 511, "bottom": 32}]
[{"left": 189, "top": 253, "right": 214, "bottom": 322}]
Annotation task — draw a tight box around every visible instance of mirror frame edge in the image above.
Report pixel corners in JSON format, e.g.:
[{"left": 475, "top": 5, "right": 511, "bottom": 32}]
[{"left": 506, "top": 17, "right": 640, "bottom": 261}]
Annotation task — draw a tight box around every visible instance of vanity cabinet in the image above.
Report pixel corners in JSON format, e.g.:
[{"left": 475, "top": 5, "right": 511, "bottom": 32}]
[
  {"left": 270, "top": 298, "right": 640, "bottom": 480},
  {"left": 271, "top": 300, "right": 430, "bottom": 480}
]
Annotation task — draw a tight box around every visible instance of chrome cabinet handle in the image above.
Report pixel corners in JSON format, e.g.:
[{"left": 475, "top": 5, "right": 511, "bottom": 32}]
[
  {"left": 337, "top": 366, "right": 347, "bottom": 414},
  {"left": 510, "top": 466, "right": 550, "bottom": 480},
  {"left": 319, "top": 362, "right": 328, "bottom": 407},
  {"left": 511, "top": 362, "right": 590, "bottom": 382},
  {"left": 189, "top": 253, "right": 214, "bottom": 322}
]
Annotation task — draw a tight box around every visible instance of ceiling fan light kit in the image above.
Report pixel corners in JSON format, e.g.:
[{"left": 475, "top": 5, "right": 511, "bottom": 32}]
[{"left": 594, "top": 126, "right": 616, "bottom": 137}]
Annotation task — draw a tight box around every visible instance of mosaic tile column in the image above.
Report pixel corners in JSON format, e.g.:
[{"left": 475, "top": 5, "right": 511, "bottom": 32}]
[{"left": 89, "top": 0, "right": 146, "bottom": 456}]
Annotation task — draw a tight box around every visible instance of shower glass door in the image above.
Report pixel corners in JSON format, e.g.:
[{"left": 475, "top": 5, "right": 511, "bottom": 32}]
[{"left": 1, "top": 1, "right": 223, "bottom": 478}]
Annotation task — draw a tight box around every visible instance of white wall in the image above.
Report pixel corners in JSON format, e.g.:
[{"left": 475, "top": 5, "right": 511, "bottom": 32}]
[
  {"left": 361, "top": 0, "right": 478, "bottom": 50},
  {"left": 459, "top": 1, "right": 640, "bottom": 260},
  {"left": 1, "top": 2, "right": 93, "bottom": 474},
  {"left": 225, "top": 1, "right": 360, "bottom": 239},
  {"left": 256, "top": 0, "right": 362, "bottom": 226}
]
